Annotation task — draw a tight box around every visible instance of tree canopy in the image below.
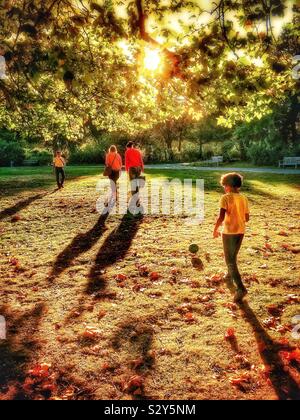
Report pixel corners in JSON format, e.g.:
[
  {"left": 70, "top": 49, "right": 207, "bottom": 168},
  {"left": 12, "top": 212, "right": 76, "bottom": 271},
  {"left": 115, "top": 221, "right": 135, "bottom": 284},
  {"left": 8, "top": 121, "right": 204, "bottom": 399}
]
[{"left": 0, "top": 0, "right": 299, "bottom": 149}]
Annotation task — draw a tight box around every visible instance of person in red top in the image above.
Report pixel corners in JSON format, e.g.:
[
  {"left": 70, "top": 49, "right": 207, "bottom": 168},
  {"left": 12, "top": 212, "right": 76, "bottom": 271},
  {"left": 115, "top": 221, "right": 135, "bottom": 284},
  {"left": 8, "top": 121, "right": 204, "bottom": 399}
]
[
  {"left": 105, "top": 145, "right": 123, "bottom": 205},
  {"left": 125, "top": 142, "right": 144, "bottom": 198}
]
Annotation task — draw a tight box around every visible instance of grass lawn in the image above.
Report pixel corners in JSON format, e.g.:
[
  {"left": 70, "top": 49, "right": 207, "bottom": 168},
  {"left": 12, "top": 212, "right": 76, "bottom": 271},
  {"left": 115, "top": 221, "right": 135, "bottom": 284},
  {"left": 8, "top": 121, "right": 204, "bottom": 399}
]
[{"left": 0, "top": 166, "right": 299, "bottom": 400}]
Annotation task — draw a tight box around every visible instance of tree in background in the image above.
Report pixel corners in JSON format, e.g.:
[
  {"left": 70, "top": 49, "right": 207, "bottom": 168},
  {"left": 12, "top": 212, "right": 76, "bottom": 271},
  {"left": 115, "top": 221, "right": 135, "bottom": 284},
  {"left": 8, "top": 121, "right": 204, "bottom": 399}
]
[{"left": 0, "top": 0, "right": 298, "bottom": 164}]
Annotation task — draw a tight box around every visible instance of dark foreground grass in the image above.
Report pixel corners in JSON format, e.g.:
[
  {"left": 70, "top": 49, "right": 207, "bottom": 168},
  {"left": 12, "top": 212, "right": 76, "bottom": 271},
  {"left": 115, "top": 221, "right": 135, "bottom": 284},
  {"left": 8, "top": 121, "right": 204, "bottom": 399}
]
[{"left": 0, "top": 166, "right": 299, "bottom": 400}]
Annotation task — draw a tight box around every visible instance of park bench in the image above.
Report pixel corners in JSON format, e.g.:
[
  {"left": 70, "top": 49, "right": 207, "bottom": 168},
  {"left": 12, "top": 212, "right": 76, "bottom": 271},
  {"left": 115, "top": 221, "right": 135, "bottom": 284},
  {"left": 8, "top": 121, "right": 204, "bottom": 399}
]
[
  {"left": 278, "top": 157, "right": 300, "bottom": 168},
  {"left": 199, "top": 156, "right": 224, "bottom": 166},
  {"left": 23, "top": 159, "right": 39, "bottom": 166}
]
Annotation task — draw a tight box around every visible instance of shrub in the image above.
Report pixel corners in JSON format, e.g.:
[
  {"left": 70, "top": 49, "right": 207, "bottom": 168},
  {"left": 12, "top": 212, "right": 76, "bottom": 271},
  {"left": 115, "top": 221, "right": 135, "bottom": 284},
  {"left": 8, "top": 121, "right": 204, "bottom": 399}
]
[
  {"left": 69, "top": 144, "right": 106, "bottom": 164},
  {"left": 246, "top": 143, "right": 281, "bottom": 165},
  {"left": 26, "top": 149, "right": 53, "bottom": 165},
  {"left": 0, "top": 140, "right": 25, "bottom": 166}
]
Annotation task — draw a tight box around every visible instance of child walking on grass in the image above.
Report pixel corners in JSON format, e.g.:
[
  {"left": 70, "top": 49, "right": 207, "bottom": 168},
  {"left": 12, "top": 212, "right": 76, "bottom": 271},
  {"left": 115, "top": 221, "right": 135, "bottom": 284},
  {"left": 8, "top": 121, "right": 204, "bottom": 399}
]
[
  {"left": 53, "top": 151, "right": 66, "bottom": 190},
  {"left": 213, "top": 173, "right": 250, "bottom": 303}
]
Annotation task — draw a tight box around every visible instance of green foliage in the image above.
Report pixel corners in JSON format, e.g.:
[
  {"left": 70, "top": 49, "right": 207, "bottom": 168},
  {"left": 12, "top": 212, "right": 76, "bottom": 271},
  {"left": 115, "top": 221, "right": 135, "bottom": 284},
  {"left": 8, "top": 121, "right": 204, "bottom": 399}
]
[
  {"left": 0, "top": 139, "right": 25, "bottom": 166},
  {"left": 69, "top": 144, "right": 106, "bottom": 164},
  {"left": 0, "top": 0, "right": 298, "bottom": 160},
  {"left": 26, "top": 149, "right": 53, "bottom": 166}
]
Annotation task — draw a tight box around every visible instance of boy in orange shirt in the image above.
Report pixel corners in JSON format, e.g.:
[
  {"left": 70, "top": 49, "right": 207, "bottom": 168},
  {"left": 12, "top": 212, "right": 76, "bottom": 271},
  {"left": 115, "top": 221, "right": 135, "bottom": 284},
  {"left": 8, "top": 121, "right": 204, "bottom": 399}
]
[
  {"left": 53, "top": 151, "right": 66, "bottom": 189},
  {"left": 213, "top": 173, "right": 250, "bottom": 302}
]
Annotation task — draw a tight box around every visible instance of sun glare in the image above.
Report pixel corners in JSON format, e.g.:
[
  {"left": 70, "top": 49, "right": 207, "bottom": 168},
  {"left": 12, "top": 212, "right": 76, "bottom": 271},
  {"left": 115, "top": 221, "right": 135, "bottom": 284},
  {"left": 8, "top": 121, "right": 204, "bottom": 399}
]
[{"left": 144, "top": 48, "right": 161, "bottom": 72}]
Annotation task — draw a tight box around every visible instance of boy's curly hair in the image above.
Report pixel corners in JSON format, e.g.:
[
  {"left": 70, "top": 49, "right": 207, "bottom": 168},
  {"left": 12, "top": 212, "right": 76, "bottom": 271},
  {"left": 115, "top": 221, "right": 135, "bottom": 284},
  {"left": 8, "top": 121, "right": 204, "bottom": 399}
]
[{"left": 221, "top": 173, "right": 243, "bottom": 188}]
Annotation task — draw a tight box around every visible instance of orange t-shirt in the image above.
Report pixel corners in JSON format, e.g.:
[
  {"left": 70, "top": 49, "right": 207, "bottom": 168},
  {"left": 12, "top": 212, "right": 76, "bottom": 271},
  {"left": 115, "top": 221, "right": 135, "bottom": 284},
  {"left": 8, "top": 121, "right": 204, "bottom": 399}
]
[
  {"left": 53, "top": 156, "right": 65, "bottom": 168},
  {"left": 105, "top": 152, "right": 122, "bottom": 171},
  {"left": 220, "top": 193, "right": 250, "bottom": 235}
]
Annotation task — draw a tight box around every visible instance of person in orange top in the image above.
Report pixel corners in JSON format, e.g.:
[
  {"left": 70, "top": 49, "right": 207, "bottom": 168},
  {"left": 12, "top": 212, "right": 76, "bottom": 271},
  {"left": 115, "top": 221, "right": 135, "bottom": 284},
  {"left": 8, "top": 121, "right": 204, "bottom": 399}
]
[
  {"left": 105, "top": 145, "right": 123, "bottom": 204},
  {"left": 125, "top": 142, "right": 144, "bottom": 198},
  {"left": 53, "top": 151, "right": 66, "bottom": 189},
  {"left": 213, "top": 173, "right": 250, "bottom": 303}
]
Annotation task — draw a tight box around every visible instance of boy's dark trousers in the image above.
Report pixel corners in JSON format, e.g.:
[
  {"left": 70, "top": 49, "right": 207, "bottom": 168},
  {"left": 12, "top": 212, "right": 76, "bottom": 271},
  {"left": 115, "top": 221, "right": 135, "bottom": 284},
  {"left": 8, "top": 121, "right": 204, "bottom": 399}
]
[
  {"left": 55, "top": 167, "right": 65, "bottom": 188},
  {"left": 222, "top": 234, "right": 246, "bottom": 291}
]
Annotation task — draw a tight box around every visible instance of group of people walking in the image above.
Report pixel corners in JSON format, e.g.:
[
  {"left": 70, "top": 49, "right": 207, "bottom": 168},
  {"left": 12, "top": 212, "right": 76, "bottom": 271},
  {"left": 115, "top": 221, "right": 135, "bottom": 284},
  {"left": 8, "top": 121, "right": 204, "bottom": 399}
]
[{"left": 53, "top": 142, "right": 144, "bottom": 194}]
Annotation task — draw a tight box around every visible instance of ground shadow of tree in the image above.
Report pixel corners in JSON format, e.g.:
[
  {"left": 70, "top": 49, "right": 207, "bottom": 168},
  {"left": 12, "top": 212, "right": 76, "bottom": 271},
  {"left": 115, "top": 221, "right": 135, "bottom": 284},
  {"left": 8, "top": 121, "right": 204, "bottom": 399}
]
[
  {"left": 0, "top": 192, "right": 49, "bottom": 221},
  {"left": 86, "top": 214, "right": 144, "bottom": 296},
  {"left": 0, "top": 303, "right": 45, "bottom": 400},
  {"left": 49, "top": 212, "right": 110, "bottom": 280},
  {"left": 111, "top": 317, "right": 155, "bottom": 400},
  {"left": 238, "top": 301, "right": 300, "bottom": 400}
]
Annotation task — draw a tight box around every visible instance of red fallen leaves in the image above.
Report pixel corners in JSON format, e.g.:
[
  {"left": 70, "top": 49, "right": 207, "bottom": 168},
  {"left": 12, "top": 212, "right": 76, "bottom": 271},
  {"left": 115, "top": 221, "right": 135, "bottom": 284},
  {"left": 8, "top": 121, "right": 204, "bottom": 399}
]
[
  {"left": 24, "top": 363, "right": 57, "bottom": 398},
  {"left": 116, "top": 273, "right": 127, "bottom": 282},
  {"left": 229, "top": 373, "right": 252, "bottom": 390},
  {"left": 150, "top": 272, "right": 160, "bottom": 281},
  {"left": 81, "top": 326, "right": 102, "bottom": 340},
  {"left": 176, "top": 304, "right": 196, "bottom": 322},
  {"left": 280, "top": 349, "right": 300, "bottom": 364},
  {"left": 28, "top": 363, "right": 52, "bottom": 378},
  {"left": 191, "top": 257, "right": 204, "bottom": 271},
  {"left": 11, "top": 214, "right": 22, "bottom": 222},
  {"left": 98, "top": 310, "right": 107, "bottom": 320},
  {"left": 267, "top": 304, "right": 284, "bottom": 317},
  {"left": 264, "top": 243, "right": 273, "bottom": 252},
  {"left": 9, "top": 257, "right": 20, "bottom": 267},
  {"left": 171, "top": 268, "right": 181, "bottom": 276},
  {"left": 285, "top": 294, "right": 300, "bottom": 304},
  {"left": 244, "top": 274, "right": 259, "bottom": 284},
  {"left": 124, "top": 375, "right": 144, "bottom": 395},
  {"left": 281, "top": 244, "right": 300, "bottom": 254},
  {"left": 278, "top": 231, "right": 289, "bottom": 237},
  {"left": 225, "top": 328, "right": 236, "bottom": 340},
  {"left": 183, "top": 312, "right": 196, "bottom": 323},
  {"left": 138, "top": 265, "right": 150, "bottom": 277},
  {"left": 209, "top": 274, "right": 223, "bottom": 284}
]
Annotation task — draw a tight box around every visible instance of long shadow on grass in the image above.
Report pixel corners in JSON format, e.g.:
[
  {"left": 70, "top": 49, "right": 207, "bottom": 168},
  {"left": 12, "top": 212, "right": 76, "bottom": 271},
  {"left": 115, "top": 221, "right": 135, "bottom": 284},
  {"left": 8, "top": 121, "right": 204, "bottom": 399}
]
[
  {"left": 111, "top": 317, "right": 155, "bottom": 399},
  {"left": 49, "top": 212, "right": 110, "bottom": 280},
  {"left": 0, "top": 303, "right": 45, "bottom": 400},
  {"left": 238, "top": 301, "right": 300, "bottom": 400},
  {"left": 0, "top": 192, "right": 49, "bottom": 221},
  {"left": 86, "top": 214, "right": 143, "bottom": 296}
]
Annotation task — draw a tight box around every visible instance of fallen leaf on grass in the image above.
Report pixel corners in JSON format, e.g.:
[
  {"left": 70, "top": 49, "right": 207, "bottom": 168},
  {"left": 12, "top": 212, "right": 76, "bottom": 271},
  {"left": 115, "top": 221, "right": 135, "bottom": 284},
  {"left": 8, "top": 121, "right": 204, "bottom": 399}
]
[
  {"left": 278, "top": 231, "right": 289, "bottom": 237},
  {"left": 98, "top": 310, "right": 107, "bottom": 319},
  {"left": 285, "top": 294, "right": 300, "bottom": 304},
  {"left": 81, "top": 326, "right": 102, "bottom": 340},
  {"left": 177, "top": 303, "right": 193, "bottom": 314},
  {"left": 28, "top": 363, "right": 52, "bottom": 378},
  {"left": 280, "top": 349, "right": 300, "bottom": 363},
  {"left": 116, "top": 274, "right": 127, "bottom": 282},
  {"left": 150, "top": 272, "right": 160, "bottom": 281},
  {"left": 138, "top": 265, "right": 149, "bottom": 277},
  {"left": 264, "top": 243, "right": 273, "bottom": 252},
  {"left": 124, "top": 375, "right": 144, "bottom": 395},
  {"left": 191, "top": 257, "right": 204, "bottom": 271},
  {"left": 229, "top": 373, "right": 252, "bottom": 391},
  {"left": 183, "top": 312, "right": 196, "bottom": 323},
  {"left": 209, "top": 274, "right": 223, "bottom": 284},
  {"left": 225, "top": 328, "right": 236, "bottom": 340},
  {"left": 11, "top": 214, "right": 22, "bottom": 223},
  {"left": 267, "top": 304, "right": 284, "bottom": 317}
]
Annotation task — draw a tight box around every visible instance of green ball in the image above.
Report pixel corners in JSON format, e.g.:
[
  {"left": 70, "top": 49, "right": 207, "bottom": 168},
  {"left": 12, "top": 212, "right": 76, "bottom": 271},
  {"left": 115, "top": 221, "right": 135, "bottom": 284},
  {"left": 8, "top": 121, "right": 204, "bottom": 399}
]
[{"left": 189, "top": 244, "right": 199, "bottom": 254}]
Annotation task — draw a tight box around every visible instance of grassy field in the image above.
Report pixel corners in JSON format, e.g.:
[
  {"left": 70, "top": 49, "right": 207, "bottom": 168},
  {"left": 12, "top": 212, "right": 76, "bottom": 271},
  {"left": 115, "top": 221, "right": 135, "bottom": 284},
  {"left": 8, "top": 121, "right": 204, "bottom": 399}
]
[{"left": 0, "top": 166, "right": 299, "bottom": 400}]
